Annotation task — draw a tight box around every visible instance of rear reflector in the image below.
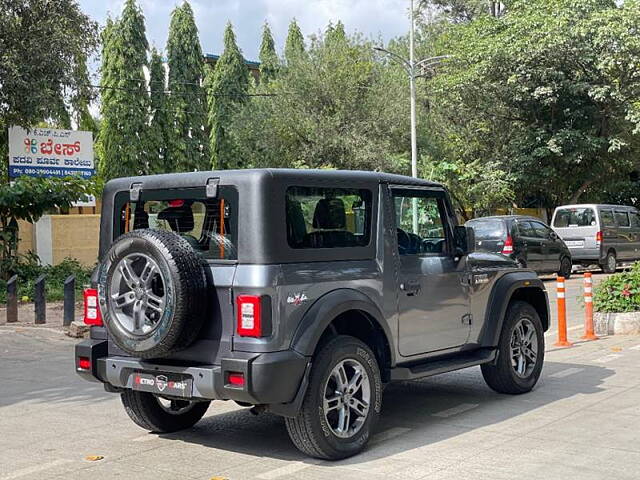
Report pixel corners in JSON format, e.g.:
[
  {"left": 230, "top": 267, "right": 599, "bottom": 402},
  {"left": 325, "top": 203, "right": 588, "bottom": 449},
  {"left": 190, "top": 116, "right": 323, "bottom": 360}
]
[
  {"left": 501, "top": 235, "right": 514, "bottom": 254},
  {"left": 83, "top": 288, "right": 103, "bottom": 326},
  {"left": 78, "top": 357, "right": 91, "bottom": 370},
  {"left": 236, "top": 295, "right": 262, "bottom": 337},
  {"left": 228, "top": 373, "right": 245, "bottom": 386}
]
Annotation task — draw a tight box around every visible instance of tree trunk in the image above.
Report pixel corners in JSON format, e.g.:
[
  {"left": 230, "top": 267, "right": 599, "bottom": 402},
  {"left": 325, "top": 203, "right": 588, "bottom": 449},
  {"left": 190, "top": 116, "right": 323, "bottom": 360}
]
[{"left": 568, "top": 179, "right": 594, "bottom": 204}]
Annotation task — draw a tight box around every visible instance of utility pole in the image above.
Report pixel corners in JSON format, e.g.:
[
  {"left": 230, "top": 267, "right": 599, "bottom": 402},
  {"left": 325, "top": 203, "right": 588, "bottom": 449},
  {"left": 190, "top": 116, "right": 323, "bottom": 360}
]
[{"left": 374, "top": 0, "right": 450, "bottom": 233}]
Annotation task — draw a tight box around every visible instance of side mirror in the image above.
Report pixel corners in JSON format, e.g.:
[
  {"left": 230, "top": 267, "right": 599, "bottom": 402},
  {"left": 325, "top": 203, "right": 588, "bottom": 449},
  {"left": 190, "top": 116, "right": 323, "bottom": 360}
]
[{"left": 454, "top": 225, "right": 475, "bottom": 257}]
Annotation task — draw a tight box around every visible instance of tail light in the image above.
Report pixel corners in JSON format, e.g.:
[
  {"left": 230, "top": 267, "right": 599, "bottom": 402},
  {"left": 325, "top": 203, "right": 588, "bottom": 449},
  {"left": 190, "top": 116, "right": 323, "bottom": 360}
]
[
  {"left": 236, "top": 295, "right": 262, "bottom": 337},
  {"left": 77, "top": 357, "right": 91, "bottom": 370},
  {"left": 83, "top": 288, "right": 103, "bottom": 326},
  {"left": 501, "top": 235, "right": 514, "bottom": 255},
  {"left": 596, "top": 231, "right": 602, "bottom": 248},
  {"left": 227, "top": 372, "right": 245, "bottom": 386}
]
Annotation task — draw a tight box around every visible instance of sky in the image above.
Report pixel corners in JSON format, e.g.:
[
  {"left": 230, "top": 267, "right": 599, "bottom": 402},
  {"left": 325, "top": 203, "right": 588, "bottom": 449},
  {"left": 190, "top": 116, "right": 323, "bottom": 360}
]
[
  {"left": 78, "top": 0, "right": 413, "bottom": 117},
  {"left": 78, "top": 0, "right": 411, "bottom": 61}
]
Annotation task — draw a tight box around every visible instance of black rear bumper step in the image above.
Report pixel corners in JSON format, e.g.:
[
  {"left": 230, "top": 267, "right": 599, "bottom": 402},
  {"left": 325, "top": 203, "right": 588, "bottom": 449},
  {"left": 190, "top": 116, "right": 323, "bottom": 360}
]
[{"left": 391, "top": 348, "right": 497, "bottom": 381}]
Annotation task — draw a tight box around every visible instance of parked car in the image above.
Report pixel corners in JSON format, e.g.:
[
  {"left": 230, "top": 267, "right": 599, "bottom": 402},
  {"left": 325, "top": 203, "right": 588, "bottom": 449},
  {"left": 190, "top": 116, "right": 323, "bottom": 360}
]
[
  {"left": 551, "top": 204, "right": 640, "bottom": 273},
  {"left": 75, "top": 169, "right": 549, "bottom": 460},
  {"left": 466, "top": 215, "right": 572, "bottom": 278}
]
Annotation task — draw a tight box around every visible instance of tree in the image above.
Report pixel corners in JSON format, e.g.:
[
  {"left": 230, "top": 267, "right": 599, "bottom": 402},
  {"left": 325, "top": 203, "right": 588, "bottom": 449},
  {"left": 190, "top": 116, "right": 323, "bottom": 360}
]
[
  {"left": 428, "top": 0, "right": 640, "bottom": 209},
  {"left": 97, "top": 0, "right": 150, "bottom": 180},
  {"left": 206, "top": 23, "right": 250, "bottom": 169},
  {"left": 230, "top": 24, "right": 410, "bottom": 173},
  {"left": 284, "top": 19, "right": 306, "bottom": 65},
  {"left": 0, "top": 0, "right": 98, "bottom": 182},
  {"left": 427, "top": 0, "right": 506, "bottom": 23},
  {"left": 148, "top": 48, "right": 171, "bottom": 174},
  {"left": 166, "top": 1, "right": 209, "bottom": 172},
  {"left": 259, "top": 22, "right": 279, "bottom": 84},
  {"left": 0, "top": 176, "right": 96, "bottom": 279}
]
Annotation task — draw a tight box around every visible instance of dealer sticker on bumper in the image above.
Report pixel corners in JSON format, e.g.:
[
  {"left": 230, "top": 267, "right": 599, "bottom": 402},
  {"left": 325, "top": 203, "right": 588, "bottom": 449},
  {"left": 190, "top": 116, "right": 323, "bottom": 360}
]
[{"left": 131, "top": 372, "right": 193, "bottom": 397}]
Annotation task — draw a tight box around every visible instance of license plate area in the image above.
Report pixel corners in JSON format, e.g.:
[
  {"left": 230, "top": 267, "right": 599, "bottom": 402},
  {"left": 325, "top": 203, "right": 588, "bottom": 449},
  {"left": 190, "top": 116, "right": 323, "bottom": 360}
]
[
  {"left": 566, "top": 240, "right": 584, "bottom": 248},
  {"left": 131, "top": 371, "right": 193, "bottom": 398}
]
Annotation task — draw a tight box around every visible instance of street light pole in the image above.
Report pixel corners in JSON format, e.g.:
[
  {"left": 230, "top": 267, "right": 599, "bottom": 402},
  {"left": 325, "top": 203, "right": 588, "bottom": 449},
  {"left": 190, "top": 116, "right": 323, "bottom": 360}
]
[
  {"left": 409, "top": 0, "right": 418, "bottom": 180},
  {"left": 374, "top": 1, "right": 450, "bottom": 233}
]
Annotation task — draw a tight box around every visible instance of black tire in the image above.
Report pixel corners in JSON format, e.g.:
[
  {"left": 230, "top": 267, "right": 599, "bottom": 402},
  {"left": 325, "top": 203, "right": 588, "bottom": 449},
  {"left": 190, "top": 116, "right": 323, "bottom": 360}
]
[
  {"left": 600, "top": 250, "right": 617, "bottom": 274},
  {"left": 121, "top": 389, "right": 210, "bottom": 433},
  {"left": 98, "top": 229, "right": 208, "bottom": 359},
  {"left": 558, "top": 256, "right": 572, "bottom": 279},
  {"left": 481, "top": 301, "right": 545, "bottom": 394},
  {"left": 285, "top": 335, "right": 382, "bottom": 460}
]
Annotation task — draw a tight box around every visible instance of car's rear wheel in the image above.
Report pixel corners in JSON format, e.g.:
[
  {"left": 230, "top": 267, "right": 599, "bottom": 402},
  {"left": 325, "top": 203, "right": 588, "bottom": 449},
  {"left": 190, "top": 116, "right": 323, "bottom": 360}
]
[
  {"left": 601, "top": 250, "right": 617, "bottom": 274},
  {"left": 121, "top": 389, "right": 210, "bottom": 433},
  {"left": 285, "top": 335, "right": 382, "bottom": 460},
  {"left": 558, "top": 256, "right": 572, "bottom": 279},
  {"left": 481, "top": 301, "right": 544, "bottom": 394}
]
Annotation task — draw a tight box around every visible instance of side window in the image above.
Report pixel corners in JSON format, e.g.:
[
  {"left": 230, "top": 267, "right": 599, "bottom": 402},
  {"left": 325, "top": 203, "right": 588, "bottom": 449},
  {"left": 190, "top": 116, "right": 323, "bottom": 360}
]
[
  {"left": 615, "top": 211, "right": 630, "bottom": 227},
  {"left": 517, "top": 221, "right": 535, "bottom": 237},
  {"left": 393, "top": 191, "right": 449, "bottom": 256},
  {"left": 531, "top": 221, "right": 552, "bottom": 238},
  {"left": 630, "top": 211, "right": 640, "bottom": 228},
  {"left": 601, "top": 210, "right": 615, "bottom": 228},
  {"left": 285, "top": 186, "right": 372, "bottom": 249}
]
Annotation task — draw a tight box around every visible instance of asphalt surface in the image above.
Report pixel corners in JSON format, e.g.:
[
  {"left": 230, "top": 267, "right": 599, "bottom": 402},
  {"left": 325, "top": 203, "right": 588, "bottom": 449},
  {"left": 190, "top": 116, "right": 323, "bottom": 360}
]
[{"left": 2, "top": 272, "right": 640, "bottom": 480}]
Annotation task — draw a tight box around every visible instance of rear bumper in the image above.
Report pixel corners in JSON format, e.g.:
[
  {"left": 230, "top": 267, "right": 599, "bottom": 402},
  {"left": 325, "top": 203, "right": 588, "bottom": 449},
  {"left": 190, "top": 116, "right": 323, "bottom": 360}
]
[{"left": 75, "top": 339, "right": 309, "bottom": 407}]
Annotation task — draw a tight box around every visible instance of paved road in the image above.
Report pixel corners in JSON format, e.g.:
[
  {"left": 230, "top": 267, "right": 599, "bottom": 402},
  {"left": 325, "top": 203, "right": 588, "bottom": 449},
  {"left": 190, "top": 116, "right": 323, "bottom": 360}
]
[{"left": 2, "top": 272, "right": 640, "bottom": 480}]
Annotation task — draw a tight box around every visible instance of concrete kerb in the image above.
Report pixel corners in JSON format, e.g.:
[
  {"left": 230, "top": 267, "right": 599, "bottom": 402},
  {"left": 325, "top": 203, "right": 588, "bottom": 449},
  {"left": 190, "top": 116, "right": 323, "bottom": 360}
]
[{"left": 594, "top": 311, "right": 640, "bottom": 336}]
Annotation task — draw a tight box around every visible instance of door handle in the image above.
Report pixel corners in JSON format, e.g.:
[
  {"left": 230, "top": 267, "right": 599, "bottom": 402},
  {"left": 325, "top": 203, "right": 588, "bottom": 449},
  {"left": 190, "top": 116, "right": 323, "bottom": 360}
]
[{"left": 400, "top": 280, "right": 421, "bottom": 296}]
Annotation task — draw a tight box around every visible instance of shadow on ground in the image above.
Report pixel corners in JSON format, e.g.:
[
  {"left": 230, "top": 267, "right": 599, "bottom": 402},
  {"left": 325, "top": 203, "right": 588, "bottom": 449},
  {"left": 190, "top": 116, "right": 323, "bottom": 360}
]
[{"left": 164, "top": 360, "right": 613, "bottom": 465}]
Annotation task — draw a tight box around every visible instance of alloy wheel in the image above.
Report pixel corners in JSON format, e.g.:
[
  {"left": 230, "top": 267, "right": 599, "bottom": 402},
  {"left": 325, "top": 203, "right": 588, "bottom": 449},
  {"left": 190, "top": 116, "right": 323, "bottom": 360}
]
[
  {"left": 108, "top": 253, "right": 167, "bottom": 336},
  {"left": 322, "top": 359, "right": 371, "bottom": 439},
  {"left": 510, "top": 318, "right": 538, "bottom": 378}
]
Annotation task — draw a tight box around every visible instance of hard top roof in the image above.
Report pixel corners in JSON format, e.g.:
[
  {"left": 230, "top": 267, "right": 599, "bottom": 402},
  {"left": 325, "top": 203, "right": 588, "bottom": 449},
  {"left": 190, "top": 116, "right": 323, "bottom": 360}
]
[{"left": 103, "top": 168, "right": 443, "bottom": 192}]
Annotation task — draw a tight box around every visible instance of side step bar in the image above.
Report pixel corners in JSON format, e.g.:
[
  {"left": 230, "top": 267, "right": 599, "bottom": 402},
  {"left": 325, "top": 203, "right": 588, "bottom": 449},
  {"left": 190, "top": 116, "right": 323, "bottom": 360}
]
[{"left": 390, "top": 348, "right": 497, "bottom": 382}]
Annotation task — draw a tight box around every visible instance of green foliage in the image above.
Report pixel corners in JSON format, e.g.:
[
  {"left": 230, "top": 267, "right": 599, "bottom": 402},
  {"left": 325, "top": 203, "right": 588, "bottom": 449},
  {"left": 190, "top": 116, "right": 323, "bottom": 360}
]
[
  {"left": 0, "top": 256, "right": 93, "bottom": 304},
  {"left": 594, "top": 262, "right": 640, "bottom": 313},
  {"left": 428, "top": 0, "right": 640, "bottom": 209},
  {"left": 166, "top": 2, "right": 209, "bottom": 172},
  {"left": 259, "top": 22, "right": 279, "bottom": 84},
  {"left": 231, "top": 25, "right": 410, "bottom": 173},
  {"left": 284, "top": 19, "right": 306, "bottom": 65},
  {"left": 148, "top": 48, "right": 171, "bottom": 174},
  {"left": 206, "top": 23, "right": 250, "bottom": 169},
  {"left": 97, "top": 0, "right": 150, "bottom": 180},
  {"left": 0, "top": 0, "right": 98, "bottom": 129},
  {"left": 0, "top": 176, "right": 96, "bottom": 279}
]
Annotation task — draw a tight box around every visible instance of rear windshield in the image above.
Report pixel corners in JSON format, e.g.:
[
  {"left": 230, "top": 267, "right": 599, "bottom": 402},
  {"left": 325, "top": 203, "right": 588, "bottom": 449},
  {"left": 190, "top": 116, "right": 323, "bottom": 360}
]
[
  {"left": 466, "top": 219, "right": 506, "bottom": 239},
  {"left": 116, "top": 188, "right": 237, "bottom": 260},
  {"left": 286, "top": 186, "right": 372, "bottom": 249},
  {"left": 553, "top": 208, "right": 596, "bottom": 228}
]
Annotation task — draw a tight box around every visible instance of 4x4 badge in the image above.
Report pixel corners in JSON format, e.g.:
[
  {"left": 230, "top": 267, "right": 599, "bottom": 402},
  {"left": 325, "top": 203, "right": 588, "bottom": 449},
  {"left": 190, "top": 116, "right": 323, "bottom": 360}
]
[{"left": 287, "top": 293, "right": 308, "bottom": 306}]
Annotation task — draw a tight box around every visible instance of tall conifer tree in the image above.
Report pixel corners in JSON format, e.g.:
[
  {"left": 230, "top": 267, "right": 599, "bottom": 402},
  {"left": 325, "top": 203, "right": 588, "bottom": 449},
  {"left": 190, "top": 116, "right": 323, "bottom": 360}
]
[
  {"left": 258, "top": 22, "right": 279, "bottom": 84},
  {"left": 166, "top": 2, "right": 209, "bottom": 172},
  {"left": 284, "top": 19, "right": 305, "bottom": 65},
  {"left": 149, "top": 48, "right": 171, "bottom": 173},
  {"left": 98, "top": 0, "right": 150, "bottom": 179},
  {"left": 206, "top": 22, "right": 249, "bottom": 169}
]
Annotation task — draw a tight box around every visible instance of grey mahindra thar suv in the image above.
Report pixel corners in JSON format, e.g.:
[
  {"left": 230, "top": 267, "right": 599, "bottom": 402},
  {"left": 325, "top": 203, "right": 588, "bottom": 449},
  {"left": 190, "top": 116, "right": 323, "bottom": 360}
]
[{"left": 75, "top": 169, "right": 549, "bottom": 459}]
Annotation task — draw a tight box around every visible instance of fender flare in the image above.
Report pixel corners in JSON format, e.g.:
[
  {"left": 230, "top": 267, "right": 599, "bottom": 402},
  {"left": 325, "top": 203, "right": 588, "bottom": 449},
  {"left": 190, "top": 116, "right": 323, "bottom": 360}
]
[
  {"left": 290, "top": 288, "right": 395, "bottom": 366},
  {"left": 479, "top": 271, "right": 550, "bottom": 347}
]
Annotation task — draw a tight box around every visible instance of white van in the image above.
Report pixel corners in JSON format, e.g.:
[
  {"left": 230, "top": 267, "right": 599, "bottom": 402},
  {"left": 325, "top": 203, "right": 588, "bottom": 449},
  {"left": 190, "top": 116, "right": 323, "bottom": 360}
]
[{"left": 551, "top": 204, "right": 640, "bottom": 272}]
